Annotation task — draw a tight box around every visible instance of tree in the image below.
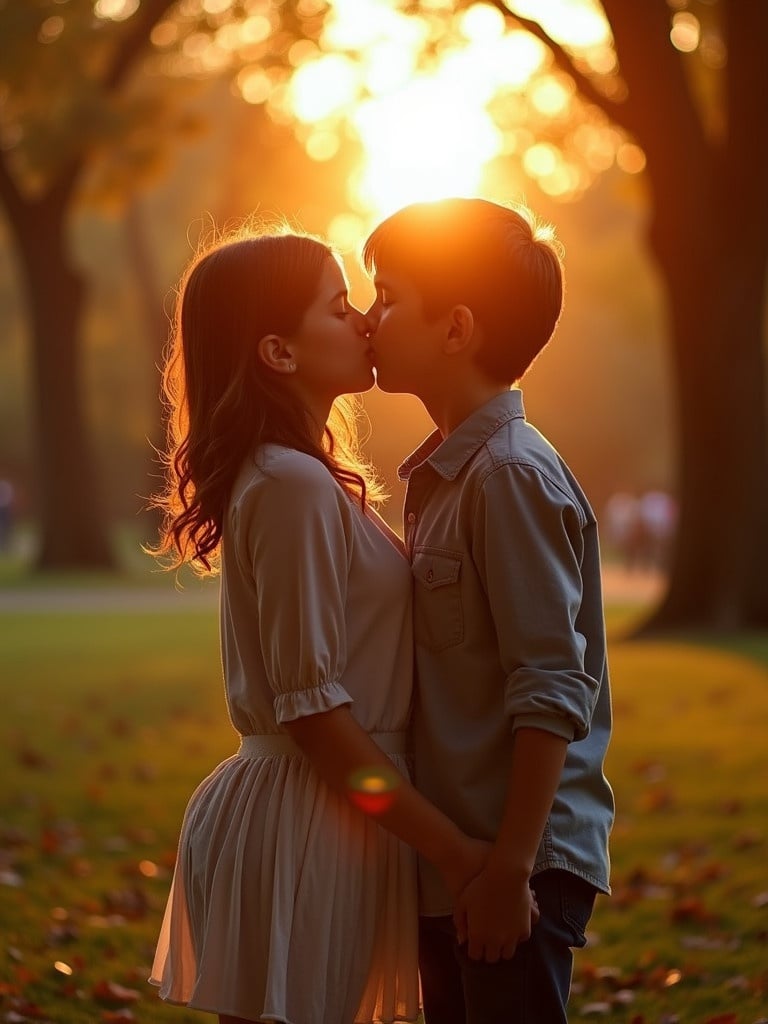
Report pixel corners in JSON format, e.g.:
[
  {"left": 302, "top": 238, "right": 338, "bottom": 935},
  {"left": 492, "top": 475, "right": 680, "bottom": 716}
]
[
  {"left": 484, "top": 0, "right": 768, "bottom": 630},
  {"left": 0, "top": 0, "right": 179, "bottom": 568},
  {"left": 0, "top": 0, "right": 324, "bottom": 569}
]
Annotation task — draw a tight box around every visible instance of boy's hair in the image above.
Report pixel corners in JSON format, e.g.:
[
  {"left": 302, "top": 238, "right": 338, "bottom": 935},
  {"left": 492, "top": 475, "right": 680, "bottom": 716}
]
[{"left": 363, "top": 198, "right": 564, "bottom": 383}]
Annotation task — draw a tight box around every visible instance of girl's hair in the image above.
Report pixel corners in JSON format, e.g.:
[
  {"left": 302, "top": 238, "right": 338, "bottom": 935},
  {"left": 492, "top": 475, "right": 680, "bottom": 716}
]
[{"left": 150, "top": 228, "right": 382, "bottom": 574}]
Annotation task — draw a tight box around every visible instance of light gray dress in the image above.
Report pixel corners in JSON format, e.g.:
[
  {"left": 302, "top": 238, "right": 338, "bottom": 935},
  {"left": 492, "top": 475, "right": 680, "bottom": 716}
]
[{"left": 150, "top": 446, "right": 419, "bottom": 1024}]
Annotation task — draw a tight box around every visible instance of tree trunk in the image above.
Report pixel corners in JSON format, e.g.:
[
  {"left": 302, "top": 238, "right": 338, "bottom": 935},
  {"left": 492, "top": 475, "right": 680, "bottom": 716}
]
[
  {"left": 14, "top": 192, "right": 115, "bottom": 569},
  {"left": 640, "top": 194, "right": 768, "bottom": 630}
]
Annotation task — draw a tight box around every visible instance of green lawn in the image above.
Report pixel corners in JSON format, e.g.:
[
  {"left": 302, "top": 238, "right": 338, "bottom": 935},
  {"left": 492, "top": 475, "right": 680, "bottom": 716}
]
[{"left": 1, "top": 596, "right": 767, "bottom": 1023}]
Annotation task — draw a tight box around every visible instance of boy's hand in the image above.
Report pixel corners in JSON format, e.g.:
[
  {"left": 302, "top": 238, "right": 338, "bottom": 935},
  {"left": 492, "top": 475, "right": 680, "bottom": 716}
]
[{"left": 453, "top": 865, "right": 540, "bottom": 962}]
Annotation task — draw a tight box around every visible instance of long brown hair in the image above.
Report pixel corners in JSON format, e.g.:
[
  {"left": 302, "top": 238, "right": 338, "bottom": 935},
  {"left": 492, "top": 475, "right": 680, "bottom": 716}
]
[{"left": 151, "top": 228, "right": 382, "bottom": 573}]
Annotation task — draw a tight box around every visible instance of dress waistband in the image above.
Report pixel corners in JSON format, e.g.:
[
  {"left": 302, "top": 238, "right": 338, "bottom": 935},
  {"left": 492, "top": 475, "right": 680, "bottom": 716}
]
[{"left": 238, "top": 731, "right": 408, "bottom": 759}]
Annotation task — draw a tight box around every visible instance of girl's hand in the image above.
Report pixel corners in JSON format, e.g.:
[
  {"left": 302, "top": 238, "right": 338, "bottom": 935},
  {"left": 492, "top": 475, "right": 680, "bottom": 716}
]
[{"left": 435, "top": 835, "right": 492, "bottom": 900}]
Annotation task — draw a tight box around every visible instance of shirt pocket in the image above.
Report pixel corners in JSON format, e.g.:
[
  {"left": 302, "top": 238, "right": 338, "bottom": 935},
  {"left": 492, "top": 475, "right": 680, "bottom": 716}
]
[{"left": 412, "top": 548, "right": 464, "bottom": 652}]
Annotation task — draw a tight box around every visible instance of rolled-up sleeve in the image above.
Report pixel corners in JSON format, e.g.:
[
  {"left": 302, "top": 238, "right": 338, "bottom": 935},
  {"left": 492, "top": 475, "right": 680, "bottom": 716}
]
[
  {"left": 235, "top": 456, "right": 354, "bottom": 723},
  {"left": 472, "top": 462, "right": 600, "bottom": 742}
]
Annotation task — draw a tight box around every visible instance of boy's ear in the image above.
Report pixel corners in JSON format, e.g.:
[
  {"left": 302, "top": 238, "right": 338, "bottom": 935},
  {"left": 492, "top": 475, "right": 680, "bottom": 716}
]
[
  {"left": 442, "top": 304, "right": 475, "bottom": 355},
  {"left": 257, "top": 333, "right": 296, "bottom": 374}
]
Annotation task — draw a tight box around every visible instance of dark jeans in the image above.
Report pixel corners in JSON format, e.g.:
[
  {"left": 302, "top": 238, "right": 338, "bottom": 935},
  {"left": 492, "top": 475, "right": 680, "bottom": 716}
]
[{"left": 418, "top": 869, "right": 597, "bottom": 1024}]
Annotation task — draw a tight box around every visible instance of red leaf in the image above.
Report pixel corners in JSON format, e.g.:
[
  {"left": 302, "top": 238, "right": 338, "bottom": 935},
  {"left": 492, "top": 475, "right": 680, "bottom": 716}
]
[{"left": 92, "top": 980, "right": 141, "bottom": 1004}]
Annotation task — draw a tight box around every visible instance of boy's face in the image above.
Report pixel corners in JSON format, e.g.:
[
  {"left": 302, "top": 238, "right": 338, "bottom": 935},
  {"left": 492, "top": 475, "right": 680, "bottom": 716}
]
[{"left": 366, "top": 263, "right": 447, "bottom": 395}]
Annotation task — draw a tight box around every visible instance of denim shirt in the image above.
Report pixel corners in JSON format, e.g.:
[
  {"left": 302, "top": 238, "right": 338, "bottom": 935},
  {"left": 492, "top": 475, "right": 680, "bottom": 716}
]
[{"left": 399, "top": 389, "right": 614, "bottom": 915}]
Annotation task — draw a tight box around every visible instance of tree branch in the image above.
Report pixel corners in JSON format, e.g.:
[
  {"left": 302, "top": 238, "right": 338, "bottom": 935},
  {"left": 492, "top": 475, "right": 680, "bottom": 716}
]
[
  {"left": 102, "top": 0, "right": 178, "bottom": 94},
  {"left": 598, "top": 0, "right": 709, "bottom": 170},
  {"left": 34, "top": 1, "right": 178, "bottom": 209},
  {"left": 483, "top": 0, "right": 639, "bottom": 135}
]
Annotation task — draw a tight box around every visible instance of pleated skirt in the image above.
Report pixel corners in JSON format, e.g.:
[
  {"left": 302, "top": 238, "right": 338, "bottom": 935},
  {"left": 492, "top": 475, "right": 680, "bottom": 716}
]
[{"left": 149, "top": 737, "right": 420, "bottom": 1023}]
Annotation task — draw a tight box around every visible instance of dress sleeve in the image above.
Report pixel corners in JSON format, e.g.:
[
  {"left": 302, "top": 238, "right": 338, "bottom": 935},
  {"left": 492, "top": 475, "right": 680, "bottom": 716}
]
[
  {"left": 471, "top": 462, "right": 601, "bottom": 742},
  {"left": 235, "top": 454, "right": 354, "bottom": 724}
]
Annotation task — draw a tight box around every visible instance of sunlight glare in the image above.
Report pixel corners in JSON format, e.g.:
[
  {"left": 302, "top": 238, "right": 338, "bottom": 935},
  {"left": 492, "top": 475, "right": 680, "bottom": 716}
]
[
  {"left": 306, "top": 130, "right": 341, "bottom": 161},
  {"left": 237, "top": 66, "right": 272, "bottom": 104},
  {"left": 328, "top": 212, "right": 368, "bottom": 251},
  {"left": 530, "top": 76, "right": 573, "bottom": 117},
  {"left": 616, "top": 142, "right": 646, "bottom": 174},
  {"left": 202, "top": 0, "right": 232, "bottom": 14},
  {"left": 241, "top": 13, "right": 273, "bottom": 45},
  {"left": 510, "top": 0, "right": 609, "bottom": 47},
  {"left": 458, "top": 3, "right": 506, "bottom": 43},
  {"left": 363, "top": 41, "right": 418, "bottom": 94},
  {"left": 523, "top": 142, "right": 559, "bottom": 177},
  {"left": 487, "top": 31, "right": 547, "bottom": 88},
  {"left": 150, "top": 21, "right": 178, "bottom": 47},
  {"left": 323, "top": 0, "right": 427, "bottom": 52},
  {"left": 351, "top": 76, "right": 502, "bottom": 218},
  {"left": 278, "top": 0, "right": 615, "bottom": 230},
  {"left": 573, "top": 123, "right": 616, "bottom": 172},
  {"left": 94, "top": 0, "right": 139, "bottom": 20},
  {"left": 289, "top": 54, "right": 360, "bottom": 122},
  {"left": 670, "top": 12, "right": 700, "bottom": 53}
]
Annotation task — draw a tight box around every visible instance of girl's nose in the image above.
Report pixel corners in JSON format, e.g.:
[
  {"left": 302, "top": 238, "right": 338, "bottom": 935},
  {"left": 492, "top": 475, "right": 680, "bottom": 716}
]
[
  {"left": 349, "top": 308, "right": 370, "bottom": 336},
  {"left": 363, "top": 302, "right": 381, "bottom": 334}
]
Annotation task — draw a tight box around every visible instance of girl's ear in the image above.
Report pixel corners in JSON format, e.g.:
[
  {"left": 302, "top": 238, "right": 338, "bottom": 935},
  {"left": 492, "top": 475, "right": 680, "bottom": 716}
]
[
  {"left": 257, "top": 334, "right": 297, "bottom": 374},
  {"left": 442, "top": 304, "right": 475, "bottom": 355}
]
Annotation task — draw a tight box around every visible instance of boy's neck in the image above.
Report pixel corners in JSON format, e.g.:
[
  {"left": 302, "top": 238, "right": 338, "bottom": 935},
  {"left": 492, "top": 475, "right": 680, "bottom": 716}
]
[{"left": 423, "top": 380, "right": 511, "bottom": 439}]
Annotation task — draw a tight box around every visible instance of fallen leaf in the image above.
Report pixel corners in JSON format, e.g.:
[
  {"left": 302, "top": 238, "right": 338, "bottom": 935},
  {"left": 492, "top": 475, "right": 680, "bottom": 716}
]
[
  {"left": 92, "top": 980, "right": 141, "bottom": 1004},
  {"left": 15, "top": 747, "right": 53, "bottom": 771}
]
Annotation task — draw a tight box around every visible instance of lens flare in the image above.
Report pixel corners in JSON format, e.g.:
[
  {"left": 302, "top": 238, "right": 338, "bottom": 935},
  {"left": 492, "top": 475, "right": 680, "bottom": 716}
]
[{"left": 347, "top": 765, "right": 401, "bottom": 815}]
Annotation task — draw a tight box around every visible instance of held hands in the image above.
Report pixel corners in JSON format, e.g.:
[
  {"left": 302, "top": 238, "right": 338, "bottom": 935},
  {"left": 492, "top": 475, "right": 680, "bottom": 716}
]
[
  {"left": 436, "top": 834, "right": 492, "bottom": 902},
  {"left": 453, "top": 864, "right": 540, "bottom": 963}
]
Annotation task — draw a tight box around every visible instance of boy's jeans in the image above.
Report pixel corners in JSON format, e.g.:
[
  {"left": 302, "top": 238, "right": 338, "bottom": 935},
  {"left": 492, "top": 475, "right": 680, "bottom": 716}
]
[{"left": 418, "top": 869, "right": 597, "bottom": 1024}]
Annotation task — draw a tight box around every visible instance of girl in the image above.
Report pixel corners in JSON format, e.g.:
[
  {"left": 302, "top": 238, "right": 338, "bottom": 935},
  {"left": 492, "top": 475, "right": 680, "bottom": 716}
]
[{"left": 149, "top": 230, "right": 487, "bottom": 1024}]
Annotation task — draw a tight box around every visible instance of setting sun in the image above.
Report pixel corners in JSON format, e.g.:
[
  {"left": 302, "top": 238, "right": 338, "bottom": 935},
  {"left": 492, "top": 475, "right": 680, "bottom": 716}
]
[{"left": 268, "top": 0, "right": 625, "bottom": 246}]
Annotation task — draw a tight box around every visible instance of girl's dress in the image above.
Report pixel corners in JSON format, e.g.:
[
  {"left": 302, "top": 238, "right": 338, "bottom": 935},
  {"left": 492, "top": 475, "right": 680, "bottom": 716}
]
[{"left": 149, "top": 446, "right": 419, "bottom": 1023}]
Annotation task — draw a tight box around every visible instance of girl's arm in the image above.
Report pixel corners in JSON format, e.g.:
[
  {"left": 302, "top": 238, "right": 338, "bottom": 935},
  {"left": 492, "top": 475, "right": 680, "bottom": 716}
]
[{"left": 284, "top": 706, "right": 489, "bottom": 898}]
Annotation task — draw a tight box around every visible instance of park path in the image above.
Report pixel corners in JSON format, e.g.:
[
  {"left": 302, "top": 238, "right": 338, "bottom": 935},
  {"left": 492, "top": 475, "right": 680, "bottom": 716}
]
[{"left": 0, "top": 566, "right": 664, "bottom": 614}]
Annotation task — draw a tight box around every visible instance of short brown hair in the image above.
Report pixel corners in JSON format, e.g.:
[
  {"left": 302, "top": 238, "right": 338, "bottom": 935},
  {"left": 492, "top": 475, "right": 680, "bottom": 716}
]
[{"left": 363, "top": 198, "right": 564, "bottom": 383}]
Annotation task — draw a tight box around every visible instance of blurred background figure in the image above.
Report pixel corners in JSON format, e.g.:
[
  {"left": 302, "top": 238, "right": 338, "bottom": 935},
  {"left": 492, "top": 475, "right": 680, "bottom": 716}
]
[
  {"left": 603, "top": 490, "right": 641, "bottom": 571},
  {"left": 603, "top": 487, "right": 677, "bottom": 575},
  {"left": 0, "top": 478, "right": 15, "bottom": 552},
  {"left": 638, "top": 488, "right": 677, "bottom": 573}
]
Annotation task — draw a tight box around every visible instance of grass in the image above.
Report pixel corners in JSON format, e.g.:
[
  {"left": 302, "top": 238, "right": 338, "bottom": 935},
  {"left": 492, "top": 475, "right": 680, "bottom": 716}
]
[{"left": 1, "top": 589, "right": 767, "bottom": 1023}]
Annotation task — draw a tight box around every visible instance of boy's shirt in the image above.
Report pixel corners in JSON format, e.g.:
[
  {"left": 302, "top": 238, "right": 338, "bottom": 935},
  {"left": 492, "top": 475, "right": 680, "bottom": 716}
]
[{"left": 399, "top": 388, "right": 614, "bottom": 916}]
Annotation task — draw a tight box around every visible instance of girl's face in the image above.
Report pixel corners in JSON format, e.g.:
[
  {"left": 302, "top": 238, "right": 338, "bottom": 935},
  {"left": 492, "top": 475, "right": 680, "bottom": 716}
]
[{"left": 287, "top": 258, "right": 374, "bottom": 401}]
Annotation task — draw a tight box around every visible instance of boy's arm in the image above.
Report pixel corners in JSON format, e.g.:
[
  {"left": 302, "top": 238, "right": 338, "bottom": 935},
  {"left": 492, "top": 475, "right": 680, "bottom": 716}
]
[
  {"left": 454, "top": 727, "right": 566, "bottom": 960},
  {"left": 455, "top": 462, "right": 601, "bottom": 961}
]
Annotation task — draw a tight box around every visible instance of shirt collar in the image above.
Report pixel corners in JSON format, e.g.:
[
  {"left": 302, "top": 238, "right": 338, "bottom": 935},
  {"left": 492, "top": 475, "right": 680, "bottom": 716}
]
[{"left": 398, "top": 389, "right": 526, "bottom": 482}]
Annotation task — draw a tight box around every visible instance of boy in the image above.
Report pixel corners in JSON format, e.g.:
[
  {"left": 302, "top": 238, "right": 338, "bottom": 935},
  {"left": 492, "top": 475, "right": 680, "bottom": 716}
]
[{"left": 363, "top": 198, "right": 614, "bottom": 1024}]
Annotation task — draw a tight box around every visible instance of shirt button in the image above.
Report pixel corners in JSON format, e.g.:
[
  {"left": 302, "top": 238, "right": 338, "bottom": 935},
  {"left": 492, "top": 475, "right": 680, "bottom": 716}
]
[
  {"left": 426, "top": 569, "right": 434, "bottom": 582},
  {"left": 406, "top": 512, "right": 416, "bottom": 524}
]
